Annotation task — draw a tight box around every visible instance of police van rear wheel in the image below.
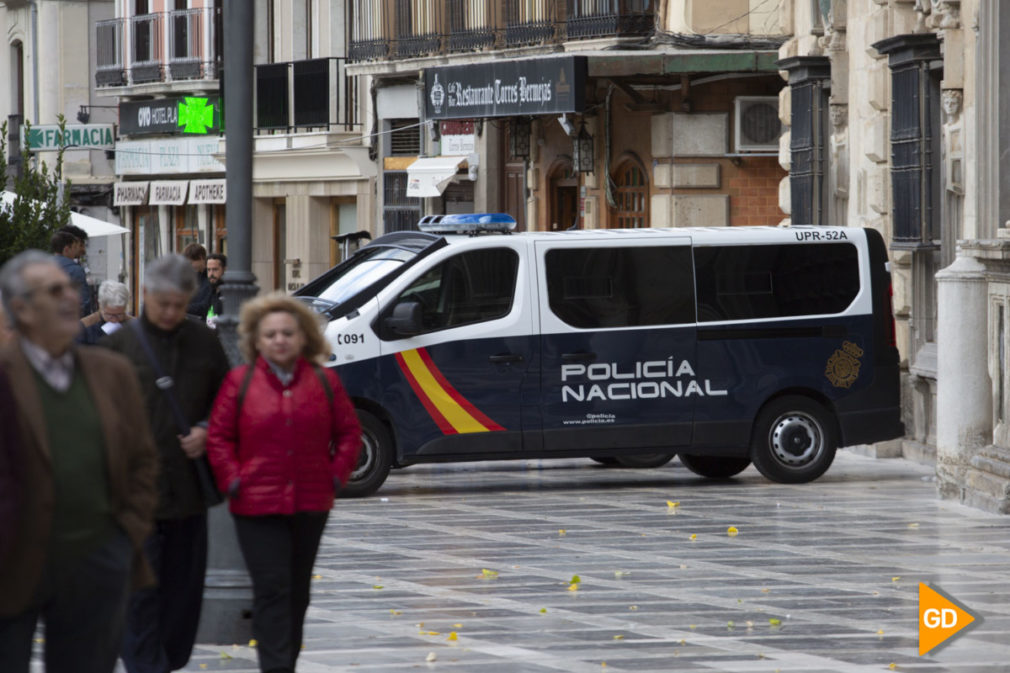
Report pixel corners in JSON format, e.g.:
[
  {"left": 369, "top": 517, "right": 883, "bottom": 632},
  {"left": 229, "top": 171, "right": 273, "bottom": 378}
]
[
  {"left": 679, "top": 454, "right": 751, "bottom": 479},
  {"left": 341, "top": 410, "right": 393, "bottom": 498},
  {"left": 615, "top": 453, "right": 675, "bottom": 469},
  {"left": 751, "top": 396, "right": 837, "bottom": 484}
]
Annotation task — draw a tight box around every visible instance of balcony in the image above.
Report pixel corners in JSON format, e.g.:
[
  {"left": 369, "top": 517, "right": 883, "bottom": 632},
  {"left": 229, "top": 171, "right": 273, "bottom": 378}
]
[
  {"left": 95, "top": 7, "right": 220, "bottom": 90},
  {"left": 255, "top": 58, "right": 361, "bottom": 134},
  {"left": 349, "top": 0, "right": 655, "bottom": 62}
]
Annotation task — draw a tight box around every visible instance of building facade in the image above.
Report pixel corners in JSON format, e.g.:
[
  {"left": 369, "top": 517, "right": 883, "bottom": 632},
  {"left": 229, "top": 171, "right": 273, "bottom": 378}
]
[
  {"left": 778, "top": 0, "right": 1010, "bottom": 514},
  {"left": 1, "top": 0, "right": 122, "bottom": 292},
  {"left": 345, "top": 1, "right": 792, "bottom": 235}
]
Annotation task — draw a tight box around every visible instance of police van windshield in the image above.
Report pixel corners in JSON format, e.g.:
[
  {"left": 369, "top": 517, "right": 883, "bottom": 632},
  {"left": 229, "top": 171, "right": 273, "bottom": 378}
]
[{"left": 314, "top": 247, "right": 418, "bottom": 307}]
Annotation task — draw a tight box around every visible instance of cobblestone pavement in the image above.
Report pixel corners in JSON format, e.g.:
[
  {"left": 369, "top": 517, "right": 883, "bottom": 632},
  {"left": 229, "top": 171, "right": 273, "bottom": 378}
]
[{"left": 58, "top": 451, "right": 1010, "bottom": 673}]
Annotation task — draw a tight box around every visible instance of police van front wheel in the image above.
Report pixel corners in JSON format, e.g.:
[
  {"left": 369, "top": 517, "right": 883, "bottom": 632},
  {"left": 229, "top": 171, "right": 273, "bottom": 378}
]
[
  {"left": 751, "top": 396, "right": 837, "bottom": 484},
  {"left": 341, "top": 410, "right": 393, "bottom": 498}
]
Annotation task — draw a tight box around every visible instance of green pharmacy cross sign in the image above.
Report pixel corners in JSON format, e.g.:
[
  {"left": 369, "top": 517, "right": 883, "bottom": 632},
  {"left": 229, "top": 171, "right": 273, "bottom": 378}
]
[{"left": 178, "top": 97, "right": 216, "bottom": 134}]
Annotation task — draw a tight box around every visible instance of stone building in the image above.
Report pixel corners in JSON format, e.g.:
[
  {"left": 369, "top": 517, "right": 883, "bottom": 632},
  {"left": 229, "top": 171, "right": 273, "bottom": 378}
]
[
  {"left": 344, "top": 1, "right": 792, "bottom": 234},
  {"left": 777, "top": 0, "right": 1010, "bottom": 513}
]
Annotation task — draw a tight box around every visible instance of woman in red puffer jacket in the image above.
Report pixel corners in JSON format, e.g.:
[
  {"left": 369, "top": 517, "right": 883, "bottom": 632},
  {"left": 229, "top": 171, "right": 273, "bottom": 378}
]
[{"left": 207, "top": 293, "right": 361, "bottom": 673}]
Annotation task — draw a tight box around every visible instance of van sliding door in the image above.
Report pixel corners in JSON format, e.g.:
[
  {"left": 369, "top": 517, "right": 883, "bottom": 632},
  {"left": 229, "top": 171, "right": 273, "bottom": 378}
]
[{"left": 535, "top": 237, "right": 697, "bottom": 453}]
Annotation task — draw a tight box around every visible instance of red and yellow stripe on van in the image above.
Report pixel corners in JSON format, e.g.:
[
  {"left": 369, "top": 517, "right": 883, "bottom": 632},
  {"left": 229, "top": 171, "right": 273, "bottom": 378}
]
[{"left": 395, "top": 348, "right": 505, "bottom": 435}]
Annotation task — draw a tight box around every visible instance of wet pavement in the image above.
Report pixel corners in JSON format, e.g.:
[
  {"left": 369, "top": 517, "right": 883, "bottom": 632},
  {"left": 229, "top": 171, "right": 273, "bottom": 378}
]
[{"left": 55, "top": 451, "right": 1010, "bottom": 672}]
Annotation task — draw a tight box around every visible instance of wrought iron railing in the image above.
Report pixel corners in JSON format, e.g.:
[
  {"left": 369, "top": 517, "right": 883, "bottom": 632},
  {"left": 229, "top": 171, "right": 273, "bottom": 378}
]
[
  {"left": 447, "top": 0, "right": 496, "bottom": 52},
  {"left": 393, "top": 0, "right": 443, "bottom": 57},
  {"left": 254, "top": 58, "right": 361, "bottom": 134},
  {"left": 566, "top": 0, "right": 654, "bottom": 40},
  {"left": 96, "top": 18, "right": 125, "bottom": 87},
  {"left": 130, "top": 13, "right": 163, "bottom": 83},
  {"left": 168, "top": 8, "right": 210, "bottom": 80},
  {"left": 503, "top": 0, "right": 556, "bottom": 47}
]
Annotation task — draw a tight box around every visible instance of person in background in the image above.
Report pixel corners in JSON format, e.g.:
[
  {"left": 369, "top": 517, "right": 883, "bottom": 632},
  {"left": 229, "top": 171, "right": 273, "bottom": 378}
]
[
  {"left": 183, "top": 243, "right": 212, "bottom": 320},
  {"left": 79, "top": 280, "right": 132, "bottom": 345},
  {"left": 205, "top": 253, "right": 227, "bottom": 328},
  {"left": 0, "top": 250, "right": 158, "bottom": 673},
  {"left": 207, "top": 293, "right": 361, "bottom": 673},
  {"left": 101, "top": 254, "right": 230, "bottom": 673},
  {"left": 50, "top": 229, "right": 92, "bottom": 316}
]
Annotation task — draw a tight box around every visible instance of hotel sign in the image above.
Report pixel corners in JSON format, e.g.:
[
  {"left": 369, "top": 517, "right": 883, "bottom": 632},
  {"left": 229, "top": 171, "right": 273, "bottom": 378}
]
[
  {"left": 120, "top": 96, "right": 222, "bottom": 136},
  {"left": 424, "top": 56, "right": 586, "bottom": 120}
]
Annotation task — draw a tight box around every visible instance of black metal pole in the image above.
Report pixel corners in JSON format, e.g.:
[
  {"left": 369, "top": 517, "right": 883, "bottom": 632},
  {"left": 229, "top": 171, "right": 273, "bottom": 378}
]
[{"left": 195, "top": 0, "right": 257, "bottom": 645}]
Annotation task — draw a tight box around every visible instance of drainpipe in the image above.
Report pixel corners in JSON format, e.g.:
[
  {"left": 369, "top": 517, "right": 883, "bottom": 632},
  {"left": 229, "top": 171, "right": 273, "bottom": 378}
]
[{"left": 31, "top": 0, "right": 39, "bottom": 124}]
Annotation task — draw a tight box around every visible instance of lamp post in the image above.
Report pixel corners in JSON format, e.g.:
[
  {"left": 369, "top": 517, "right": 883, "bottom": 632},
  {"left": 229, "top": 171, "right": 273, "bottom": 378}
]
[
  {"left": 195, "top": 0, "right": 258, "bottom": 645},
  {"left": 572, "top": 122, "right": 594, "bottom": 173}
]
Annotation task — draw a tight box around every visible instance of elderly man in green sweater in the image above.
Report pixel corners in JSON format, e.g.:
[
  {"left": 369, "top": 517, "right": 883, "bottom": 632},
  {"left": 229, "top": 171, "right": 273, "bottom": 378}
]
[{"left": 0, "top": 250, "right": 158, "bottom": 673}]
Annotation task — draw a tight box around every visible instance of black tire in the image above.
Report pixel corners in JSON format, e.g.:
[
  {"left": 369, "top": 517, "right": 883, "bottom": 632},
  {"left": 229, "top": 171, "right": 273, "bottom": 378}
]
[
  {"left": 750, "top": 396, "right": 837, "bottom": 484},
  {"left": 341, "top": 410, "right": 393, "bottom": 498},
  {"left": 614, "top": 453, "right": 675, "bottom": 469},
  {"left": 679, "top": 454, "right": 751, "bottom": 479},
  {"left": 591, "top": 457, "right": 619, "bottom": 466}
]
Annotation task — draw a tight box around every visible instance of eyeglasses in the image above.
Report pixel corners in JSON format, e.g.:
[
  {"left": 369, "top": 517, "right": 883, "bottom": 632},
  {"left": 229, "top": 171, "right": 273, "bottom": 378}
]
[{"left": 24, "top": 280, "right": 81, "bottom": 300}]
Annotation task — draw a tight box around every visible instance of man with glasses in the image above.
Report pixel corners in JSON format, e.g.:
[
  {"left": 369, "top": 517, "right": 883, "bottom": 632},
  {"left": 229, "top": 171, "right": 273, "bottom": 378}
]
[{"left": 0, "top": 250, "right": 158, "bottom": 673}]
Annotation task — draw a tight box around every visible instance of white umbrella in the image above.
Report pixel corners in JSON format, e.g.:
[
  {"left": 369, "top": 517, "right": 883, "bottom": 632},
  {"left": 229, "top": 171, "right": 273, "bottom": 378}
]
[{"left": 1, "top": 190, "right": 128, "bottom": 238}]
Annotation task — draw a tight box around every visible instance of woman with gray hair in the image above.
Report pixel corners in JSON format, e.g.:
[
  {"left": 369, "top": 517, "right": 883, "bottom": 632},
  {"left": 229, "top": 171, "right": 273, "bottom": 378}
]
[{"left": 79, "top": 280, "right": 132, "bottom": 345}]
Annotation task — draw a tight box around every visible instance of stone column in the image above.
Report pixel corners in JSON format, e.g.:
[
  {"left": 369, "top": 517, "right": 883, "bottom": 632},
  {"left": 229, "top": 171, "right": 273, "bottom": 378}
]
[{"left": 935, "top": 254, "right": 991, "bottom": 501}]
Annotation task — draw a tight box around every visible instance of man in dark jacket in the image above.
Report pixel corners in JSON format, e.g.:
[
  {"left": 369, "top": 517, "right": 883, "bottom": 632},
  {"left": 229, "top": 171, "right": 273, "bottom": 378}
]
[
  {"left": 183, "top": 243, "right": 212, "bottom": 320},
  {"left": 0, "top": 250, "right": 158, "bottom": 673},
  {"left": 101, "top": 254, "right": 230, "bottom": 673},
  {"left": 50, "top": 228, "right": 92, "bottom": 316}
]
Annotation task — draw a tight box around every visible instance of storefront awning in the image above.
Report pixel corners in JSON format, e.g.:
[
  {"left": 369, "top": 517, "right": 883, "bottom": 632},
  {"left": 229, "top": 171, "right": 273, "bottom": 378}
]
[
  {"left": 149, "top": 180, "right": 189, "bottom": 206},
  {"left": 406, "top": 156, "right": 466, "bottom": 198}
]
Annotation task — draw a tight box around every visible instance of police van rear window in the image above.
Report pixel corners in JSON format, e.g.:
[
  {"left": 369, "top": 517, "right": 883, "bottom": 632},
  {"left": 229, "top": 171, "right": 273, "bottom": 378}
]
[
  {"left": 694, "top": 242, "right": 860, "bottom": 322},
  {"left": 546, "top": 246, "right": 695, "bottom": 328}
]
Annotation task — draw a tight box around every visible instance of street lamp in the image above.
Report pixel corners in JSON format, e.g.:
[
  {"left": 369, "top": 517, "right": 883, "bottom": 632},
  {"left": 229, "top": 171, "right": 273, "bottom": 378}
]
[{"left": 572, "top": 122, "right": 594, "bottom": 173}]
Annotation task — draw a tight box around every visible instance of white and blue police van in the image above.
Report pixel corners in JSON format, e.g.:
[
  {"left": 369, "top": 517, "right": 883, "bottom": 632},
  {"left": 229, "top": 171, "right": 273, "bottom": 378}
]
[{"left": 296, "top": 214, "right": 903, "bottom": 497}]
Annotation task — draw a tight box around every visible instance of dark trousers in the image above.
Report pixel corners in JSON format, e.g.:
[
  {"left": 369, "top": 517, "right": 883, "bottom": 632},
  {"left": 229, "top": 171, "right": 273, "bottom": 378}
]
[
  {"left": 234, "top": 512, "right": 329, "bottom": 673},
  {"left": 0, "top": 530, "right": 132, "bottom": 673},
  {"left": 121, "top": 513, "right": 208, "bottom": 673}
]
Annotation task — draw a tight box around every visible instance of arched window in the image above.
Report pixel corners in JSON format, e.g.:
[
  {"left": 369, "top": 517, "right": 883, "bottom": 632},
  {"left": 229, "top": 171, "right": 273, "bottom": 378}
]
[{"left": 611, "top": 158, "right": 649, "bottom": 228}]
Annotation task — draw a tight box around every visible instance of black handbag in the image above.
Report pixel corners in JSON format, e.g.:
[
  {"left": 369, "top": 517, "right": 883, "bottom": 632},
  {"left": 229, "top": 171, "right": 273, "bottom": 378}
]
[{"left": 129, "top": 320, "right": 224, "bottom": 507}]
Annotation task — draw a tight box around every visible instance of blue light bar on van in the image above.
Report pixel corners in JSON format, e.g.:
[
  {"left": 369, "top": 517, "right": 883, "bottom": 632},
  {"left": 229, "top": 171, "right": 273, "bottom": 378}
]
[{"left": 417, "top": 213, "right": 517, "bottom": 234}]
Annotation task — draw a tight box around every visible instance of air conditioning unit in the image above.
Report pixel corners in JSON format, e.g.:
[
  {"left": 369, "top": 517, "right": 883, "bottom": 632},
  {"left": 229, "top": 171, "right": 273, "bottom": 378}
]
[{"left": 734, "top": 96, "right": 781, "bottom": 153}]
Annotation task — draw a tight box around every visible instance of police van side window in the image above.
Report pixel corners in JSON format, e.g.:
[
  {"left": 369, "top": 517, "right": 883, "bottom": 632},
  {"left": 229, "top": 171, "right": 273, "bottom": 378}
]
[
  {"left": 394, "top": 248, "right": 519, "bottom": 333},
  {"left": 694, "top": 243, "right": 860, "bottom": 322},
  {"left": 545, "top": 246, "right": 694, "bottom": 328}
]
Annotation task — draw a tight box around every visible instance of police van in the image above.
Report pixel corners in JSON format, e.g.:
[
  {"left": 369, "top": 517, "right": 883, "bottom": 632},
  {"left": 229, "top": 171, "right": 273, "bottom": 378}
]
[{"left": 296, "top": 214, "right": 903, "bottom": 497}]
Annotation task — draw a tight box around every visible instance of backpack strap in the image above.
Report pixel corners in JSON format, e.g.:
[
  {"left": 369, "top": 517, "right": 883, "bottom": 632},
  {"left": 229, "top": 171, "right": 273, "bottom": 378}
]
[
  {"left": 235, "top": 364, "right": 256, "bottom": 424},
  {"left": 310, "top": 363, "right": 334, "bottom": 407}
]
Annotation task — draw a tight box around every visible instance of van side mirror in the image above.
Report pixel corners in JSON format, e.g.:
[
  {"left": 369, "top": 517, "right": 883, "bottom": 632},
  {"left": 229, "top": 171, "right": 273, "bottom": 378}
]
[{"left": 384, "top": 301, "right": 424, "bottom": 337}]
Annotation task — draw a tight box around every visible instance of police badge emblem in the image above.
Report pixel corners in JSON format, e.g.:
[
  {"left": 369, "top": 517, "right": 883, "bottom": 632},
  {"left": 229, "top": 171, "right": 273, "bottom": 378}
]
[{"left": 825, "top": 341, "right": 864, "bottom": 388}]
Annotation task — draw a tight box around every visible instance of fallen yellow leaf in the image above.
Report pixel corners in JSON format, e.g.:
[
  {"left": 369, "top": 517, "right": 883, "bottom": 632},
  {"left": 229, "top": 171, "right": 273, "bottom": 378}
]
[
  {"left": 570, "top": 574, "right": 582, "bottom": 584},
  {"left": 249, "top": 639, "right": 258, "bottom": 647},
  {"left": 539, "top": 608, "right": 547, "bottom": 613},
  {"left": 689, "top": 624, "right": 696, "bottom": 630},
  {"left": 559, "top": 529, "right": 566, "bottom": 536},
  {"left": 481, "top": 568, "right": 499, "bottom": 579},
  {"left": 614, "top": 570, "right": 630, "bottom": 578},
  {"left": 680, "top": 639, "right": 686, "bottom": 645},
  {"left": 568, "top": 583, "right": 579, "bottom": 592},
  {"left": 892, "top": 576, "right": 901, "bottom": 582},
  {"left": 727, "top": 526, "right": 739, "bottom": 537},
  {"left": 761, "top": 588, "right": 770, "bottom": 593},
  {"left": 312, "top": 574, "right": 322, "bottom": 579},
  {"left": 613, "top": 634, "right": 624, "bottom": 640},
  {"left": 908, "top": 522, "right": 920, "bottom": 529},
  {"left": 389, "top": 609, "right": 402, "bottom": 616},
  {"left": 769, "top": 618, "right": 781, "bottom": 626},
  {"left": 889, "top": 664, "right": 896, "bottom": 670},
  {"left": 629, "top": 605, "right": 638, "bottom": 610},
  {"left": 422, "top": 630, "right": 440, "bottom": 636},
  {"left": 727, "top": 621, "right": 735, "bottom": 628},
  {"left": 447, "top": 632, "right": 458, "bottom": 641},
  {"left": 220, "top": 652, "right": 232, "bottom": 660},
  {"left": 666, "top": 500, "right": 679, "bottom": 508},
  {"left": 690, "top": 534, "right": 697, "bottom": 540},
  {"left": 453, "top": 623, "right": 463, "bottom": 628},
  {"left": 878, "top": 629, "right": 885, "bottom": 635},
  {"left": 372, "top": 585, "right": 383, "bottom": 590}
]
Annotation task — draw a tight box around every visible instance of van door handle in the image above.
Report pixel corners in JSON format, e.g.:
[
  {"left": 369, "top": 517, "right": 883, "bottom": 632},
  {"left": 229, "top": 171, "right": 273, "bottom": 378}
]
[
  {"left": 561, "top": 352, "right": 596, "bottom": 362},
  {"left": 489, "top": 353, "right": 524, "bottom": 364}
]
